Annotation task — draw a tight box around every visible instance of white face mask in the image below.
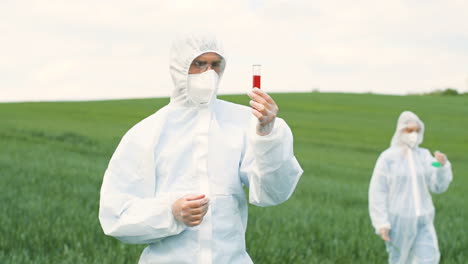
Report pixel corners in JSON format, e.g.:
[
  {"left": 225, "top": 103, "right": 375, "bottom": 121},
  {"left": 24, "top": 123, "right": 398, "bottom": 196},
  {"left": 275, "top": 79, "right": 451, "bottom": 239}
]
[
  {"left": 187, "top": 70, "right": 219, "bottom": 105},
  {"left": 401, "top": 131, "right": 419, "bottom": 148}
]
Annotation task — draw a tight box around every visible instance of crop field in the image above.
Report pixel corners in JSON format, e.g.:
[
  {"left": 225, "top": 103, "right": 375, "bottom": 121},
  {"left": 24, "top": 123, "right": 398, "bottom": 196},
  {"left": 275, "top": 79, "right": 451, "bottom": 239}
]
[{"left": 1, "top": 93, "right": 466, "bottom": 263}]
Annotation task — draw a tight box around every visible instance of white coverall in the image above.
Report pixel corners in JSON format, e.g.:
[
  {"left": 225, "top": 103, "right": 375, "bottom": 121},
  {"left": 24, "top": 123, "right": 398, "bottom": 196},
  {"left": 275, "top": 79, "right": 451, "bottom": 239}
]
[
  {"left": 369, "top": 111, "right": 453, "bottom": 264},
  {"left": 98, "top": 34, "right": 303, "bottom": 264}
]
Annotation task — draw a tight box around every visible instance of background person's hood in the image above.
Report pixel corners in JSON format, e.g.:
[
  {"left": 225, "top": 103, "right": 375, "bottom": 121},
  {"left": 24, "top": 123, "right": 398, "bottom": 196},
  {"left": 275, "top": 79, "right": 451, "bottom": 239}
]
[
  {"left": 169, "top": 34, "right": 226, "bottom": 107},
  {"left": 390, "top": 111, "right": 425, "bottom": 148}
]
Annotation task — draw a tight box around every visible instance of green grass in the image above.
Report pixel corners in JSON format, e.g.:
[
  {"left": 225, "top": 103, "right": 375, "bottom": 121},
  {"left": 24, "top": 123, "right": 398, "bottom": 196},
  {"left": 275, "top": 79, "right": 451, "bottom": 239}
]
[{"left": 1, "top": 93, "right": 466, "bottom": 263}]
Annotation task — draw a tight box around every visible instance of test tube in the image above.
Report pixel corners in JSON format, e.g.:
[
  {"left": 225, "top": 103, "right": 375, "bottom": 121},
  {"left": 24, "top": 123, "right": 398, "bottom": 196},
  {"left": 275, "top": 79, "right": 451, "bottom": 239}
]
[{"left": 252, "top": 64, "right": 261, "bottom": 89}]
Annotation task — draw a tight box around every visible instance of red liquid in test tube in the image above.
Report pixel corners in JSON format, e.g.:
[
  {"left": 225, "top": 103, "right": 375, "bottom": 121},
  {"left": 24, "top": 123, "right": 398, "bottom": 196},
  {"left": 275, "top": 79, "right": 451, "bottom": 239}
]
[{"left": 252, "top": 64, "right": 261, "bottom": 89}]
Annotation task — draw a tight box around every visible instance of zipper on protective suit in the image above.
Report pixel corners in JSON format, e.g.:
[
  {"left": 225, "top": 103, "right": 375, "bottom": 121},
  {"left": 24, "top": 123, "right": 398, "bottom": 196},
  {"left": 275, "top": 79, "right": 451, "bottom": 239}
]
[
  {"left": 407, "top": 148, "right": 422, "bottom": 216},
  {"left": 193, "top": 106, "right": 213, "bottom": 264}
]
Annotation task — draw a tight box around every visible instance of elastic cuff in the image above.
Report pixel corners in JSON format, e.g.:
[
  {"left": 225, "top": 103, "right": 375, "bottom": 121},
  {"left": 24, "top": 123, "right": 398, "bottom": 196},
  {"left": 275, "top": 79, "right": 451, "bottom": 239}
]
[
  {"left": 249, "top": 118, "right": 287, "bottom": 155},
  {"left": 375, "top": 224, "right": 391, "bottom": 234},
  {"left": 442, "top": 160, "right": 451, "bottom": 168},
  {"left": 251, "top": 118, "right": 282, "bottom": 140}
]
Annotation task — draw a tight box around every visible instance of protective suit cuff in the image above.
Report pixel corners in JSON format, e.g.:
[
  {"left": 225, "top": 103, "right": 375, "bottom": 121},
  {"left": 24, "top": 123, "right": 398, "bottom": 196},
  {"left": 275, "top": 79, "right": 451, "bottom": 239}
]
[
  {"left": 172, "top": 213, "right": 187, "bottom": 230},
  {"left": 253, "top": 117, "right": 281, "bottom": 136},
  {"left": 155, "top": 193, "right": 188, "bottom": 234},
  {"left": 249, "top": 118, "right": 287, "bottom": 153},
  {"left": 441, "top": 160, "right": 451, "bottom": 169},
  {"left": 375, "top": 224, "right": 391, "bottom": 234}
]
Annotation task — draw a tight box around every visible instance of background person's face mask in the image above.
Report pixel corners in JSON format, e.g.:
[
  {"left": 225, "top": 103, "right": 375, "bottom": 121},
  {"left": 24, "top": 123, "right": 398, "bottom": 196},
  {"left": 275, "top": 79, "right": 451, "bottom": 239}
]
[
  {"left": 402, "top": 131, "right": 418, "bottom": 148},
  {"left": 187, "top": 70, "right": 219, "bottom": 104}
]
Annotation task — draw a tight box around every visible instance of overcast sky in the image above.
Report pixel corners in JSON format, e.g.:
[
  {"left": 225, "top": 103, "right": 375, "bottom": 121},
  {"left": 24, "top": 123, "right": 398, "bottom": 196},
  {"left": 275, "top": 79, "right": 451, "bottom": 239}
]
[{"left": 1, "top": 0, "right": 467, "bottom": 102}]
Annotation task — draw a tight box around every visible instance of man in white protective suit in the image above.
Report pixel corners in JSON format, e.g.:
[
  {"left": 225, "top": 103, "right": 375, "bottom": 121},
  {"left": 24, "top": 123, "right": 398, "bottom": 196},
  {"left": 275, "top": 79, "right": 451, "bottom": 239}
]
[
  {"left": 98, "top": 34, "right": 303, "bottom": 263},
  {"left": 369, "top": 111, "right": 453, "bottom": 264}
]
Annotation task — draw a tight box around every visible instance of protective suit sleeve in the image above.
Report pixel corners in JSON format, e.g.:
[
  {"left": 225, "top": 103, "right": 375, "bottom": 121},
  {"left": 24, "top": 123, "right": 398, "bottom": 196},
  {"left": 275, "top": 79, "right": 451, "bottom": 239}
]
[
  {"left": 99, "top": 127, "right": 186, "bottom": 244},
  {"left": 369, "top": 154, "right": 391, "bottom": 234},
  {"left": 239, "top": 117, "right": 303, "bottom": 207},
  {"left": 424, "top": 150, "right": 453, "bottom": 194}
]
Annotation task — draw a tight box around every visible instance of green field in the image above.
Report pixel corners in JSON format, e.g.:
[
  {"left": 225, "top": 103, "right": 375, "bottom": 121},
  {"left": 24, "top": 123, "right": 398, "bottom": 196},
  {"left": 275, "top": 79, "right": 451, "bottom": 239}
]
[{"left": 1, "top": 93, "right": 466, "bottom": 263}]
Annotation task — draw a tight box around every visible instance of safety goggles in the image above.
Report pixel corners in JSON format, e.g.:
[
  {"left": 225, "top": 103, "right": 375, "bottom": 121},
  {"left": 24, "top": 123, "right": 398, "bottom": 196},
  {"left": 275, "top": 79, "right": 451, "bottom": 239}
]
[{"left": 190, "top": 59, "right": 225, "bottom": 72}]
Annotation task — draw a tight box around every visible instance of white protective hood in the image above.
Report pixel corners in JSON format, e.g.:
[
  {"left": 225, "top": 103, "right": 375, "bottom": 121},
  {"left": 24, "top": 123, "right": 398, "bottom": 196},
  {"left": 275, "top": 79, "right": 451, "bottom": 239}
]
[
  {"left": 99, "top": 34, "right": 303, "bottom": 264},
  {"left": 390, "top": 111, "right": 425, "bottom": 148},
  {"left": 169, "top": 33, "right": 225, "bottom": 107}
]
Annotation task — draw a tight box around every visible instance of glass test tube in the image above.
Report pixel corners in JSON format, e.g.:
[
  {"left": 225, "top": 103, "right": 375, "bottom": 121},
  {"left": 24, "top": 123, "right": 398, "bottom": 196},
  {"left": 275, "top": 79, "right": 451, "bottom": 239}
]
[{"left": 252, "top": 64, "right": 261, "bottom": 89}]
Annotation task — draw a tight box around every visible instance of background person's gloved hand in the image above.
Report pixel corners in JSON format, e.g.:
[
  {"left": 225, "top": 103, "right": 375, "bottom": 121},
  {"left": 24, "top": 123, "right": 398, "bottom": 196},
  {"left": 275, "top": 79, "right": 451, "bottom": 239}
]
[
  {"left": 434, "top": 151, "right": 447, "bottom": 166},
  {"left": 379, "top": 228, "right": 391, "bottom": 242},
  {"left": 172, "top": 194, "right": 209, "bottom": 227}
]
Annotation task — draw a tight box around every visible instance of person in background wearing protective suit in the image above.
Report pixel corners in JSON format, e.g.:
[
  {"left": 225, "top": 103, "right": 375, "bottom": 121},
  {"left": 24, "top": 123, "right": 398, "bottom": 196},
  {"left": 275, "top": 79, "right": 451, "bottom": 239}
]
[
  {"left": 98, "top": 34, "right": 303, "bottom": 264},
  {"left": 369, "top": 111, "right": 453, "bottom": 264}
]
